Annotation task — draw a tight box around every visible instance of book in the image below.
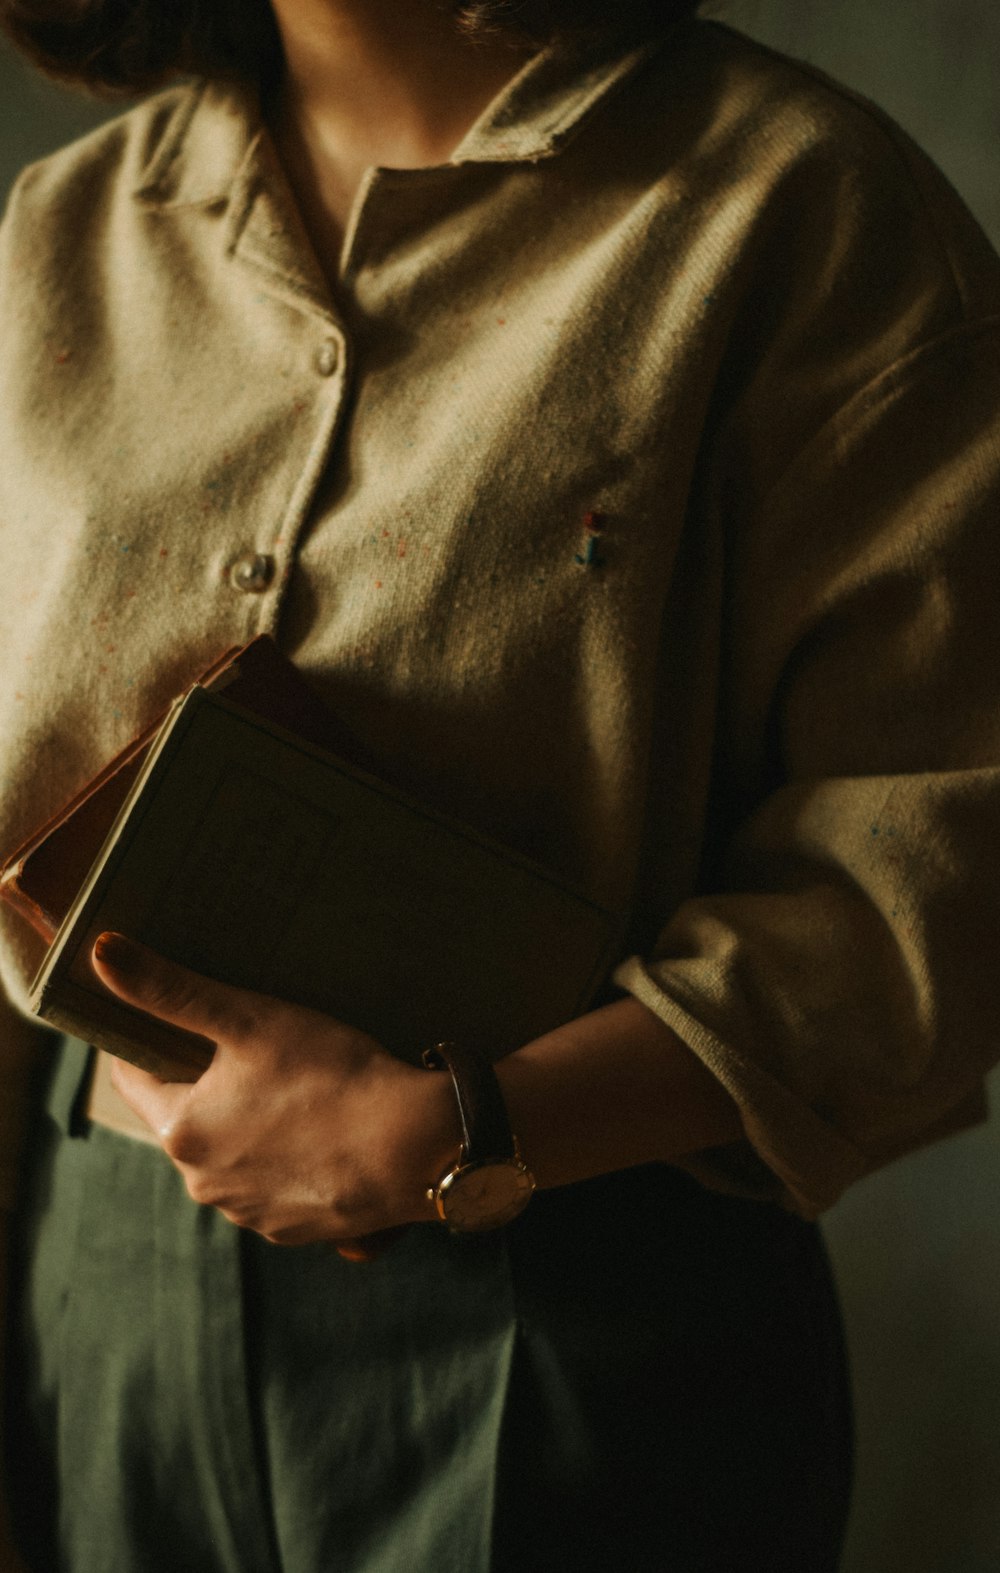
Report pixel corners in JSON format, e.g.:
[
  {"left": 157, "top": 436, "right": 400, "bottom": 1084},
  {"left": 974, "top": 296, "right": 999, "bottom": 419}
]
[
  {"left": 0, "top": 637, "right": 370, "bottom": 945},
  {"left": 25, "top": 669, "right": 622, "bottom": 1080}
]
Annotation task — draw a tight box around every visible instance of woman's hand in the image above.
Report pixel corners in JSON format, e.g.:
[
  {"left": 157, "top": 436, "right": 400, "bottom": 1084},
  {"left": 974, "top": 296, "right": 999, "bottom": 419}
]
[
  {"left": 91, "top": 933, "right": 461, "bottom": 1248},
  {"left": 91, "top": 929, "right": 746, "bottom": 1247}
]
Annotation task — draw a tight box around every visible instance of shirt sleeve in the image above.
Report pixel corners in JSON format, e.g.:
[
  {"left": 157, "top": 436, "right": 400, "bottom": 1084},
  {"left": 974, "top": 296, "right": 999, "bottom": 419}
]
[{"left": 617, "top": 319, "right": 1000, "bottom": 1218}]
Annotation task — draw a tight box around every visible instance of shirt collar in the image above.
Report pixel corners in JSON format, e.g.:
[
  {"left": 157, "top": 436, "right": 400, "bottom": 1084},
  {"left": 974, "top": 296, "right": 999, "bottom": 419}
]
[
  {"left": 449, "top": 30, "right": 665, "bottom": 165},
  {"left": 133, "top": 27, "right": 667, "bottom": 210}
]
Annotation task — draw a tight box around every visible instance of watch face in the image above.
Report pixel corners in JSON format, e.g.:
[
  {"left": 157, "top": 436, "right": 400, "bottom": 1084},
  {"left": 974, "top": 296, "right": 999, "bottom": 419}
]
[{"left": 439, "top": 1160, "right": 534, "bottom": 1232}]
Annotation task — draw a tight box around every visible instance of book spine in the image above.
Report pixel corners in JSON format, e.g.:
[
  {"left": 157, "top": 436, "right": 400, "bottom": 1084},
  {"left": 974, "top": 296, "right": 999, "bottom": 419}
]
[{"left": 34, "top": 982, "right": 212, "bottom": 1082}]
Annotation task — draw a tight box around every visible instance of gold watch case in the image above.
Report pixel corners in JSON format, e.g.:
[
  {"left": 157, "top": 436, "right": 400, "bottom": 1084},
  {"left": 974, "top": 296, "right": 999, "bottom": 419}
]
[{"left": 429, "top": 1146, "right": 535, "bottom": 1233}]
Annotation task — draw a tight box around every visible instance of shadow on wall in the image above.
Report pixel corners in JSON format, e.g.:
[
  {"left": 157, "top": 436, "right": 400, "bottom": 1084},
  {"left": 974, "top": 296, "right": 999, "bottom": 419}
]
[
  {"left": 3, "top": 5, "right": 1000, "bottom": 1571},
  {"left": 826, "top": 1081, "right": 1000, "bottom": 1573}
]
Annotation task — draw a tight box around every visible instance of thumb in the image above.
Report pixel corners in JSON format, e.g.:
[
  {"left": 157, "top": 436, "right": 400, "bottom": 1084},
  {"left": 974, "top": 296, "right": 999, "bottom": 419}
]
[{"left": 92, "top": 931, "right": 253, "bottom": 1050}]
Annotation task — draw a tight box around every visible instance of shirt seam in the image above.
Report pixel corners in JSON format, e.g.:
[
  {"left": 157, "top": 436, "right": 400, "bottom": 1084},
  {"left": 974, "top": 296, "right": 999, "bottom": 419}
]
[
  {"left": 744, "top": 313, "right": 1000, "bottom": 529},
  {"left": 705, "top": 21, "right": 971, "bottom": 323}
]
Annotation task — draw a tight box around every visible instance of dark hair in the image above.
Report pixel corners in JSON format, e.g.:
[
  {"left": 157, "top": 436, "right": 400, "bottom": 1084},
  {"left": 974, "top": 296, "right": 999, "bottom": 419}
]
[{"left": 0, "top": 0, "right": 701, "bottom": 95}]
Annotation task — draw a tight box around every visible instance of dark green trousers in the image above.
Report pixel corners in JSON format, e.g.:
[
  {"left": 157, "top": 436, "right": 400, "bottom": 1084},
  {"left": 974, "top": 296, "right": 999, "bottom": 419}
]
[{"left": 7, "top": 1038, "right": 852, "bottom": 1572}]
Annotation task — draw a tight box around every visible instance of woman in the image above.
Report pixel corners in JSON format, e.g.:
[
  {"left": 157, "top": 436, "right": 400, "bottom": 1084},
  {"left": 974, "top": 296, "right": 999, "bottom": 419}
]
[{"left": 1, "top": 0, "right": 999, "bottom": 1568}]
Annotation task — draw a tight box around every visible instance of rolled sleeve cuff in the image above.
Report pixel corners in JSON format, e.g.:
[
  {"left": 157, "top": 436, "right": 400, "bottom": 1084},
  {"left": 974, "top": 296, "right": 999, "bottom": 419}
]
[{"left": 614, "top": 953, "right": 872, "bottom": 1217}]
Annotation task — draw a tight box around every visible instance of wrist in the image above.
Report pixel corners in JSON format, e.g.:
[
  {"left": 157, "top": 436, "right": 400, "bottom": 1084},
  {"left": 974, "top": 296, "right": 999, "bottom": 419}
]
[
  {"left": 381, "top": 1058, "right": 463, "bottom": 1225},
  {"left": 420, "top": 1042, "right": 535, "bottom": 1232}
]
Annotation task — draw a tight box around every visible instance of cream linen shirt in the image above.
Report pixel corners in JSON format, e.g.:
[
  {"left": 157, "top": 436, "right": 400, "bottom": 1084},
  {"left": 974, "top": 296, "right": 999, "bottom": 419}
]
[{"left": 2, "top": 20, "right": 1000, "bottom": 1216}]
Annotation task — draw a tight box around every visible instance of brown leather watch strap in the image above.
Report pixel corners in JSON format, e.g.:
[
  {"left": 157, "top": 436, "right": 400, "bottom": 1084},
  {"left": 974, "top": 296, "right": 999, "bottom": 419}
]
[{"left": 422, "top": 1041, "right": 517, "bottom": 1164}]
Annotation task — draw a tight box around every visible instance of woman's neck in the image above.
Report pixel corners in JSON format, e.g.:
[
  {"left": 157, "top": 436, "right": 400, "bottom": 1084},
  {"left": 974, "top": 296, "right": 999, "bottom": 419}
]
[{"left": 268, "top": 0, "right": 535, "bottom": 264}]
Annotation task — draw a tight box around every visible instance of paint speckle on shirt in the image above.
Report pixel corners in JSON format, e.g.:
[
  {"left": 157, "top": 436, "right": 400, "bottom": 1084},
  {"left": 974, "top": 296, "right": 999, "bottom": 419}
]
[{"left": 575, "top": 512, "right": 606, "bottom": 567}]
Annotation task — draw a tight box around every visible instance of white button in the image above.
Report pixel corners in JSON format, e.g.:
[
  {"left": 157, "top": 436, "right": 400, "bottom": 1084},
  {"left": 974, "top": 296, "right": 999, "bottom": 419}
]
[
  {"left": 315, "top": 340, "right": 340, "bottom": 377},
  {"left": 230, "top": 552, "right": 275, "bottom": 593}
]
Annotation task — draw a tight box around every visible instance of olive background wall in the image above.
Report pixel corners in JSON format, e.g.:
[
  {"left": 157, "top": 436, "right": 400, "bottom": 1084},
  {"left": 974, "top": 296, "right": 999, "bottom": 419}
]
[{"left": 2, "top": 6, "right": 999, "bottom": 1570}]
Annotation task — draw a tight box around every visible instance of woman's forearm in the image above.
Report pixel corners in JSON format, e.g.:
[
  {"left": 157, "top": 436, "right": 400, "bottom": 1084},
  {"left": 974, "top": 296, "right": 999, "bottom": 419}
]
[{"left": 496, "top": 997, "right": 744, "bottom": 1192}]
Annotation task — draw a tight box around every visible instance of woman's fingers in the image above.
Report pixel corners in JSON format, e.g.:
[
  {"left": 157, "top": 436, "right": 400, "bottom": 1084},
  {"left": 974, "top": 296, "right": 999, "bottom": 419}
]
[
  {"left": 93, "top": 931, "right": 267, "bottom": 1148},
  {"left": 109, "top": 1056, "right": 193, "bottom": 1143},
  {"left": 334, "top": 1227, "right": 409, "bottom": 1262},
  {"left": 92, "top": 931, "right": 261, "bottom": 1047}
]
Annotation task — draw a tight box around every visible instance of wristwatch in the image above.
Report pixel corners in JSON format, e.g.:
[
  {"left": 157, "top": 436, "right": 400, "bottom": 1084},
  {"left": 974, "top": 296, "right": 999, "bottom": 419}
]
[{"left": 423, "top": 1041, "right": 535, "bottom": 1232}]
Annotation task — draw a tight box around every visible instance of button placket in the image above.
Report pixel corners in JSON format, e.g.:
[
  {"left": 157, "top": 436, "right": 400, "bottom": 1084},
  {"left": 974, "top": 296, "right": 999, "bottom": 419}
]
[{"left": 217, "top": 325, "right": 348, "bottom": 616}]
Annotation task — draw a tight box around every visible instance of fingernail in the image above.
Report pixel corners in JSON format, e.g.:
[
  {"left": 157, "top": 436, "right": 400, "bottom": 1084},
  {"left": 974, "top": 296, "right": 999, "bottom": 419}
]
[{"left": 93, "top": 931, "right": 143, "bottom": 976}]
